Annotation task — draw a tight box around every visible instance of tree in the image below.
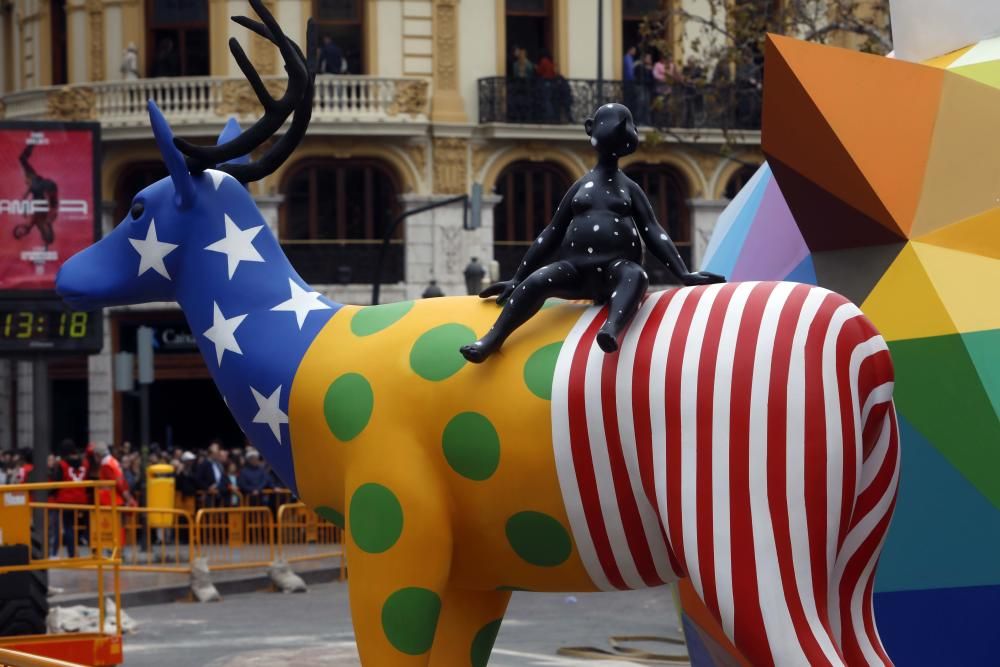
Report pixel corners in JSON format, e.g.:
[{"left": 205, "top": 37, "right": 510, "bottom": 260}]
[{"left": 634, "top": 0, "right": 891, "bottom": 159}]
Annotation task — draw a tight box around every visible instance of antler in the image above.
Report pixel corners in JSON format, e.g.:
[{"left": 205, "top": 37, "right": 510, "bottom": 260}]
[{"left": 174, "top": 0, "right": 315, "bottom": 182}]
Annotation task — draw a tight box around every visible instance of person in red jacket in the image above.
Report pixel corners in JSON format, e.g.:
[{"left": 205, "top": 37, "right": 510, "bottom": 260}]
[
  {"left": 51, "top": 442, "right": 89, "bottom": 557},
  {"left": 92, "top": 441, "right": 134, "bottom": 507}
]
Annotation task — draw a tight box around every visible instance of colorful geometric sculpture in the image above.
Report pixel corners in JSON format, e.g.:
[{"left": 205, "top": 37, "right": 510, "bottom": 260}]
[{"left": 702, "top": 33, "right": 1000, "bottom": 666}]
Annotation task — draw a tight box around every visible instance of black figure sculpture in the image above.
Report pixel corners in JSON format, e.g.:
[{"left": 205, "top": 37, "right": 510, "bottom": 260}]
[{"left": 460, "top": 103, "right": 724, "bottom": 363}]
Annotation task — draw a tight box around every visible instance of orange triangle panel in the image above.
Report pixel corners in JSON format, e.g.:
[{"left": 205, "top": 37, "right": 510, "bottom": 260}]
[
  {"left": 860, "top": 243, "right": 958, "bottom": 341},
  {"left": 917, "top": 208, "right": 1000, "bottom": 259}
]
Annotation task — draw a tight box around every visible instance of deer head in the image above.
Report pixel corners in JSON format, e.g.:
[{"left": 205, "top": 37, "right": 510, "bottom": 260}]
[{"left": 56, "top": 1, "right": 316, "bottom": 311}]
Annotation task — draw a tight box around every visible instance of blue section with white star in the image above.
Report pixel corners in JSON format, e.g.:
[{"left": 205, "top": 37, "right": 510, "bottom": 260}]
[{"left": 129, "top": 168, "right": 340, "bottom": 495}]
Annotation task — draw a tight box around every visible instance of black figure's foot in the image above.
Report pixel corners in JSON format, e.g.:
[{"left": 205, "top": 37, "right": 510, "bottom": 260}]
[
  {"left": 596, "top": 330, "right": 619, "bottom": 353},
  {"left": 460, "top": 341, "right": 494, "bottom": 363}
]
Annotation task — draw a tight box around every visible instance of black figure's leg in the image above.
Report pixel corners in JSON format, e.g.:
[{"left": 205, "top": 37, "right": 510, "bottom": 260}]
[
  {"left": 39, "top": 212, "right": 56, "bottom": 246},
  {"left": 461, "top": 260, "right": 583, "bottom": 363},
  {"left": 595, "top": 260, "right": 648, "bottom": 353}
]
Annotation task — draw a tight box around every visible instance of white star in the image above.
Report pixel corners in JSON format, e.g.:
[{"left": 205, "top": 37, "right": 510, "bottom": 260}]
[
  {"left": 205, "top": 169, "right": 229, "bottom": 190},
  {"left": 205, "top": 214, "right": 265, "bottom": 279},
  {"left": 203, "top": 302, "right": 247, "bottom": 366},
  {"left": 128, "top": 219, "right": 177, "bottom": 279},
  {"left": 271, "top": 278, "right": 331, "bottom": 329},
  {"left": 251, "top": 385, "right": 288, "bottom": 443}
]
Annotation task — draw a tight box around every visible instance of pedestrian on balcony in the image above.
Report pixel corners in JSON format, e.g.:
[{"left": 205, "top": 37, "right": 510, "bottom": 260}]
[
  {"left": 318, "top": 34, "right": 347, "bottom": 75},
  {"left": 121, "top": 42, "right": 139, "bottom": 81},
  {"left": 151, "top": 37, "right": 180, "bottom": 78},
  {"left": 509, "top": 46, "right": 535, "bottom": 122},
  {"left": 633, "top": 52, "right": 653, "bottom": 125}
]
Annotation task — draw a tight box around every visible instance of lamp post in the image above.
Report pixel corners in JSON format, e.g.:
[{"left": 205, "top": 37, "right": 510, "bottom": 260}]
[
  {"left": 422, "top": 280, "right": 445, "bottom": 298},
  {"left": 463, "top": 257, "right": 486, "bottom": 295}
]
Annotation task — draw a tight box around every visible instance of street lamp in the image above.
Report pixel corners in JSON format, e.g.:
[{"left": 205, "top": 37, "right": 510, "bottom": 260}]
[
  {"left": 463, "top": 257, "right": 486, "bottom": 295},
  {"left": 422, "top": 280, "right": 445, "bottom": 298}
]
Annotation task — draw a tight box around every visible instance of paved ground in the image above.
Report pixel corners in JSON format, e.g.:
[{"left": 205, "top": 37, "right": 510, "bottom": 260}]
[{"left": 120, "top": 581, "right": 689, "bottom": 666}]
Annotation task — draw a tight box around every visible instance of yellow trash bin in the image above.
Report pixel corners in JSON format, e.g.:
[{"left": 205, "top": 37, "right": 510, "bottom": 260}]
[{"left": 146, "top": 463, "right": 176, "bottom": 528}]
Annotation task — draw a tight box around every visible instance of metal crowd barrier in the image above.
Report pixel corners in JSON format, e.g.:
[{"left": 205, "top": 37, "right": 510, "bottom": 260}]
[
  {"left": 0, "top": 648, "right": 87, "bottom": 667},
  {"left": 276, "top": 502, "right": 346, "bottom": 580},
  {"left": 192, "top": 506, "right": 275, "bottom": 571}
]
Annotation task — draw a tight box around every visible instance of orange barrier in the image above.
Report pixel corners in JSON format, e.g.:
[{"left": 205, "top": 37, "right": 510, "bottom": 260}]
[
  {"left": 118, "top": 507, "right": 195, "bottom": 573},
  {"left": 0, "top": 647, "right": 89, "bottom": 667},
  {"left": 275, "top": 502, "right": 346, "bottom": 579},
  {"left": 1, "top": 482, "right": 123, "bottom": 667},
  {"left": 193, "top": 506, "right": 274, "bottom": 571}
]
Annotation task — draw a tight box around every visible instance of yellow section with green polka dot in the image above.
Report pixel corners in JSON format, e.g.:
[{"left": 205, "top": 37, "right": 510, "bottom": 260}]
[{"left": 288, "top": 295, "right": 600, "bottom": 594}]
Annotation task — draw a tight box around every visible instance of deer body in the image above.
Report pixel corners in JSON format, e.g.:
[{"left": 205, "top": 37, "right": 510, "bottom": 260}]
[{"left": 55, "top": 5, "right": 899, "bottom": 661}]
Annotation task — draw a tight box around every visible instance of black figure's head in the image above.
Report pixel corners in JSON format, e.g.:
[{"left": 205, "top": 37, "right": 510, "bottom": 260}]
[{"left": 585, "top": 103, "right": 639, "bottom": 159}]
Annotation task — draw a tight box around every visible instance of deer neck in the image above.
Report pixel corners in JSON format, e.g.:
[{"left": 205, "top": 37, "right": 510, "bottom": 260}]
[{"left": 172, "top": 197, "right": 343, "bottom": 496}]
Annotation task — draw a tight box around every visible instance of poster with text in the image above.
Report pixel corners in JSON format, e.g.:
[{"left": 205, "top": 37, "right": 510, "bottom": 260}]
[{"left": 0, "top": 122, "right": 99, "bottom": 292}]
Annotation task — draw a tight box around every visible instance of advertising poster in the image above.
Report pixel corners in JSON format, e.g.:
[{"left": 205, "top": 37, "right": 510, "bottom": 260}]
[{"left": 0, "top": 122, "right": 100, "bottom": 293}]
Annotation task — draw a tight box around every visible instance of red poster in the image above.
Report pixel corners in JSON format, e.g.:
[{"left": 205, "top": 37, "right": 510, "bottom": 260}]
[{"left": 0, "top": 122, "right": 99, "bottom": 292}]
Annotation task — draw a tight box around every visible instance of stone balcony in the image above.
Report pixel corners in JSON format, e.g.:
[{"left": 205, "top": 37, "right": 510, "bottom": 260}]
[{"left": 0, "top": 74, "right": 430, "bottom": 140}]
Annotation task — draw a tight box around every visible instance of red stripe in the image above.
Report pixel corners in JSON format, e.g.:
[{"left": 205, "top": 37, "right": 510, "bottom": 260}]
[
  {"left": 664, "top": 287, "right": 705, "bottom": 576},
  {"left": 862, "top": 414, "right": 898, "bottom": 667},
  {"left": 802, "top": 293, "right": 841, "bottom": 630},
  {"left": 567, "top": 308, "right": 627, "bottom": 590},
  {"left": 728, "top": 282, "right": 773, "bottom": 657},
  {"left": 693, "top": 283, "right": 739, "bottom": 621},
  {"left": 600, "top": 340, "right": 663, "bottom": 587},
  {"left": 630, "top": 290, "right": 684, "bottom": 576},
  {"left": 765, "top": 285, "right": 835, "bottom": 665},
  {"left": 835, "top": 316, "right": 862, "bottom": 554}
]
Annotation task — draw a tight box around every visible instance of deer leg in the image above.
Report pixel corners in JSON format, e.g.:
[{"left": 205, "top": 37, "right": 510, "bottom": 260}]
[
  {"left": 345, "top": 463, "right": 452, "bottom": 666},
  {"left": 428, "top": 588, "right": 511, "bottom": 667}
]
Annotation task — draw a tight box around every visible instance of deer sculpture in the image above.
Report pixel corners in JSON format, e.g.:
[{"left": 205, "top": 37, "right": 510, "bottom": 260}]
[{"left": 56, "top": 3, "right": 900, "bottom": 665}]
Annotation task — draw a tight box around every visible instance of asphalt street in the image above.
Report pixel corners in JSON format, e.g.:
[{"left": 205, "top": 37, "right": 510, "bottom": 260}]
[{"left": 120, "top": 580, "right": 688, "bottom": 666}]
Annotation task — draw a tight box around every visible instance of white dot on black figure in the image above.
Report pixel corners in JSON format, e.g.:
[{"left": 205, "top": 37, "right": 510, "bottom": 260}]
[
  {"left": 571, "top": 242, "right": 575, "bottom": 247},
  {"left": 632, "top": 242, "right": 636, "bottom": 247},
  {"left": 591, "top": 137, "right": 597, "bottom": 146},
  {"left": 608, "top": 178, "right": 612, "bottom": 182},
  {"left": 645, "top": 226, "right": 648, "bottom": 231},
  {"left": 597, "top": 267, "right": 602, "bottom": 272},
  {"left": 614, "top": 231, "right": 619, "bottom": 236},
  {"left": 588, "top": 247, "right": 594, "bottom": 253},
  {"left": 632, "top": 228, "right": 637, "bottom": 236},
  {"left": 585, "top": 181, "right": 594, "bottom": 189},
  {"left": 548, "top": 278, "right": 552, "bottom": 282},
  {"left": 593, "top": 224, "right": 599, "bottom": 231},
  {"left": 612, "top": 291, "right": 617, "bottom": 298},
  {"left": 660, "top": 233, "right": 667, "bottom": 241}
]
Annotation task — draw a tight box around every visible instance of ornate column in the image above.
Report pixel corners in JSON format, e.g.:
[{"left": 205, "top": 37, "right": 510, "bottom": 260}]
[
  {"left": 430, "top": 0, "right": 466, "bottom": 122},
  {"left": 86, "top": 0, "right": 105, "bottom": 81},
  {"left": 209, "top": 0, "right": 230, "bottom": 76},
  {"left": 688, "top": 198, "right": 730, "bottom": 270},
  {"left": 249, "top": 0, "right": 277, "bottom": 74}
]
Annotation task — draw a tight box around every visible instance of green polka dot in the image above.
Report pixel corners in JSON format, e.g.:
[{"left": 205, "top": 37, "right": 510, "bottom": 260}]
[
  {"left": 324, "top": 373, "right": 374, "bottom": 441},
  {"left": 381, "top": 587, "right": 441, "bottom": 655},
  {"left": 315, "top": 506, "right": 344, "bottom": 528},
  {"left": 505, "top": 511, "right": 572, "bottom": 567},
  {"left": 442, "top": 412, "right": 500, "bottom": 481},
  {"left": 409, "top": 323, "right": 477, "bottom": 381},
  {"left": 350, "top": 301, "right": 414, "bottom": 336},
  {"left": 523, "top": 342, "right": 563, "bottom": 400},
  {"left": 541, "top": 298, "right": 566, "bottom": 310},
  {"left": 471, "top": 619, "right": 504, "bottom": 667},
  {"left": 349, "top": 484, "right": 403, "bottom": 553}
]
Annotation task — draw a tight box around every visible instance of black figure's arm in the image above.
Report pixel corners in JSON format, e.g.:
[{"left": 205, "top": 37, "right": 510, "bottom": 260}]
[
  {"left": 18, "top": 145, "right": 37, "bottom": 181},
  {"left": 628, "top": 180, "right": 725, "bottom": 286},
  {"left": 481, "top": 181, "right": 580, "bottom": 303}
]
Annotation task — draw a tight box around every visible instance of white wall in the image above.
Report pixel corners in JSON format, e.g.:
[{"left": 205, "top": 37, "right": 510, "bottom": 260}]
[
  {"left": 458, "top": 0, "right": 497, "bottom": 120},
  {"left": 377, "top": 0, "right": 404, "bottom": 77}
]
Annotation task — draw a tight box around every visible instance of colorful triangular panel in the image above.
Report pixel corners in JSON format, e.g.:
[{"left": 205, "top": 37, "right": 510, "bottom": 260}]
[
  {"left": 961, "top": 329, "right": 1000, "bottom": 421},
  {"left": 916, "top": 208, "right": 1000, "bottom": 259},
  {"left": 859, "top": 244, "right": 958, "bottom": 340},
  {"left": 701, "top": 164, "right": 771, "bottom": 270},
  {"left": 888, "top": 335, "right": 1000, "bottom": 510},
  {"left": 784, "top": 255, "right": 817, "bottom": 284},
  {"left": 701, "top": 166, "right": 771, "bottom": 276},
  {"left": 876, "top": 415, "right": 1000, "bottom": 592},
  {"left": 811, "top": 242, "right": 905, "bottom": 305},
  {"left": 729, "top": 176, "right": 809, "bottom": 280},
  {"left": 912, "top": 242, "right": 1000, "bottom": 334}
]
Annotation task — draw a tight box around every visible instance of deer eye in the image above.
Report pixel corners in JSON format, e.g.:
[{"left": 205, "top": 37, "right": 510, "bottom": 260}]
[{"left": 130, "top": 202, "right": 145, "bottom": 220}]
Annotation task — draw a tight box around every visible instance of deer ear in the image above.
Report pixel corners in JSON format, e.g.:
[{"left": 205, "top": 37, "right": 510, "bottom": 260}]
[
  {"left": 215, "top": 118, "right": 250, "bottom": 167},
  {"left": 148, "top": 100, "right": 197, "bottom": 210}
]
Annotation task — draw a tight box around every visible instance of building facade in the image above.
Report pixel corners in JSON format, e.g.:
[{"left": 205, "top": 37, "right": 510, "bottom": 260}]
[{"left": 0, "top": 0, "right": 764, "bottom": 451}]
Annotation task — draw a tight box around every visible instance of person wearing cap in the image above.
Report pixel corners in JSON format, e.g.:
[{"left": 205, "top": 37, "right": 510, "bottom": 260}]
[{"left": 237, "top": 449, "right": 271, "bottom": 507}]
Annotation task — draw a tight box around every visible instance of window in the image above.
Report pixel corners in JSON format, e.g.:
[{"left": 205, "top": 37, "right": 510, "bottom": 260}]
[
  {"left": 146, "top": 0, "right": 209, "bottom": 77},
  {"left": 314, "top": 0, "right": 365, "bottom": 74},
  {"left": 622, "top": 0, "right": 667, "bottom": 59},
  {"left": 624, "top": 163, "right": 691, "bottom": 282},
  {"left": 51, "top": 0, "right": 67, "bottom": 85},
  {"left": 280, "top": 159, "right": 402, "bottom": 284},
  {"left": 114, "top": 162, "right": 168, "bottom": 221},
  {"left": 505, "top": 0, "right": 552, "bottom": 72},
  {"left": 493, "top": 161, "right": 572, "bottom": 279},
  {"left": 723, "top": 164, "right": 759, "bottom": 200}
]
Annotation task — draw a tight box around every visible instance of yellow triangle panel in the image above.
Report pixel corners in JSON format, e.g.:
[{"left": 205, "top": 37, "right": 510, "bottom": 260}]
[
  {"left": 913, "top": 242, "right": 1000, "bottom": 334},
  {"left": 917, "top": 208, "right": 1000, "bottom": 259},
  {"left": 924, "top": 46, "right": 974, "bottom": 70},
  {"left": 911, "top": 72, "right": 1000, "bottom": 237},
  {"left": 860, "top": 243, "right": 958, "bottom": 341}
]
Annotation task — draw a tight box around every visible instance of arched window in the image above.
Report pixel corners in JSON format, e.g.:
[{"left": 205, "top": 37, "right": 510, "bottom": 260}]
[
  {"left": 493, "top": 161, "right": 573, "bottom": 279},
  {"left": 280, "top": 159, "right": 402, "bottom": 284},
  {"left": 114, "top": 162, "right": 168, "bottom": 221},
  {"left": 146, "top": 0, "right": 209, "bottom": 77},
  {"left": 723, "top": 164, "right": 759, "bottom": 199},
  {"left": 624, "top": 163, "right": 691, "bottom": 283},
  {"left": 314, "top": 0, "right": 366, "bottom": 74}
]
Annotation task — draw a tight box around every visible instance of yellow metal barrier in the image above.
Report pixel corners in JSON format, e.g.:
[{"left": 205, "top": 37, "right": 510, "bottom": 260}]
[
  {"left": 193, "top": 506, "right": 274, "bottom": 571},
  {"left": 0, "top": 482, "right": 123, "bottom": 667},
  {"left": 118, "top": 507, "right": 195, "bottom": 574},
  {"left": 275, "top": 502, "right": 346, "bottom": 579},
  {"left": 0, "top": 648, "right": 87, "bottom": 667}
]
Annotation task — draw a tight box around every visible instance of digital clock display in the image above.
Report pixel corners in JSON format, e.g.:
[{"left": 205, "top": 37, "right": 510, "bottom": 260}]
[{"left": 0, "top": 300, "right": 101, "bottom": 354}]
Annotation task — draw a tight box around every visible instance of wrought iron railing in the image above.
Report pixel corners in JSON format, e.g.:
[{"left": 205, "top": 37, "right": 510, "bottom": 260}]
[
  {"left": 477, "top": 76, "right": 761, "bottom": 130},
  {"left": 282, "top": 239, "right": 404, "bottom": 286}
]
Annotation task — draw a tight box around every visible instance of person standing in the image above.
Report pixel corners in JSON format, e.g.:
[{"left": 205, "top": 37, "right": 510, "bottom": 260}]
[
  {"left": 237, "top": 449, "right": 271, "bottom": 508},
  {"left": 51, "top": 442, "right": 89, "bottom": 558},
  {"left": 120, "top": 43, "right": 139, "bottom": 80},
  {"left": 195, "top": 441, "right": 230, "bottom": 508},
  {"left": 318, "top": 34, "right": 346, "bottom": 74},
  {"left": 93, "top": 442, "right": 133, "bottom": 507}
]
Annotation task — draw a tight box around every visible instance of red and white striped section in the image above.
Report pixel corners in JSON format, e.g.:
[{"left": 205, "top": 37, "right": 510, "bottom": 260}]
[{"left": 550, "top": 281, "right": 898, "bottom": 666}]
